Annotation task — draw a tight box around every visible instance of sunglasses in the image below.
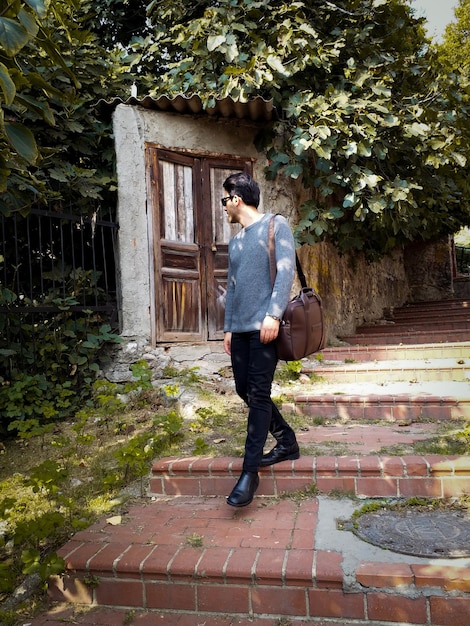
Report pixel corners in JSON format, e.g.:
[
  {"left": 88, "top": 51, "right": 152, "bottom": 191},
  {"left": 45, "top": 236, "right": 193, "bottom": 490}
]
[{"left": 221, "top": 195, "right": 234, "bottom": 207}]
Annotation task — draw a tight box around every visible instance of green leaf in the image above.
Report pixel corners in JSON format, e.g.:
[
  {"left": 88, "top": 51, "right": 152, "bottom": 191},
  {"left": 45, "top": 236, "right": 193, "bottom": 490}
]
[
  {"left": 18, "top": 7, "right": 39, "bottom": 38},
  {"left": 382, "top": 114, "right": 399, "bottom": 127},
  {"left": 15, "top": 94, "right": 56, "bottom": 126},
  {"left": 311, "top": 125, "right": 331, "bottom": 140},
  {"left": 36, "top": 26, "right": 80, "bottom": 88},
  {"left": 368, "top": 196, "right": 387, "bottom": 214},
  {"left": 371, "top": 84, "right": 391, "bottom": 98},
  {"left": 3, "top": 122, "right": 38, "bottom": 164},
  {"left": 362, "top": 173, "right": 381, "bottom": 188},
  {"left": 267, "top": 54, "right": 289, "bottom": 75},
  {"left": 0, "top": 17, "right": 29, "bottom": 56},
  {"left": 343, "top": 193, "right": 356, "bottom": 208},
  {"left": 0, "top": 62, "right": 16, "bottom": 105},
  {"left": 24, "top": 0, "right": 48, "bottom": 19},
  {"left": 357, "top": 142, "right": 372, "bottom": 157},
  {"left": 285, "top": 163, "right": 303, "bottom": 178},
  {"left": 207, "top": 35, "right": 226, "bottom": 52},
  {"left": 343, "top": 142, "right": 357, "bottom": 156},
  {"left": 407, "top": 122, "right": 430, "bottom": 137},
  {"left": 270, "top": 152, "right": 290, "bottom": 165},
  {"left": 451, "top": 151, "right": 467, "bottom": 167}
]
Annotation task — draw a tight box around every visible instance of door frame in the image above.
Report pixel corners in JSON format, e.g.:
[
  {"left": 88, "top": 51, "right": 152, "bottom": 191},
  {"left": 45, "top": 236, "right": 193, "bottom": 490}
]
[{"left": 145, "top": 143, "right": 254, "bottom": 344}]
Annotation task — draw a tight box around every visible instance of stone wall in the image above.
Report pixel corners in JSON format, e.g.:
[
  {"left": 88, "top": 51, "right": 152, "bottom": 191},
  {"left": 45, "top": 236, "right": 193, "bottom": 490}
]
[
  {"left": 299, "top": 243, "right": 409, "bottom": 342},
  {"left": 404, "top": 237, "right": 454, "bottom": 302}
]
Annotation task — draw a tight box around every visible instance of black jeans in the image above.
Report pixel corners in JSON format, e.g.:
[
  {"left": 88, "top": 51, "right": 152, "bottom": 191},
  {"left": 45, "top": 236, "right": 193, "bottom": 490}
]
[{"left": 231, "top": 331, "right": 297, "bottom": 473}]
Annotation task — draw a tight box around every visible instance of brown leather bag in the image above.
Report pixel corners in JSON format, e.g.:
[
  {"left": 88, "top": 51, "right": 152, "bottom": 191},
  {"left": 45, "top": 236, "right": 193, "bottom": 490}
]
[{"left": 268, "top": 216, "right": 325, "bottom": 361}]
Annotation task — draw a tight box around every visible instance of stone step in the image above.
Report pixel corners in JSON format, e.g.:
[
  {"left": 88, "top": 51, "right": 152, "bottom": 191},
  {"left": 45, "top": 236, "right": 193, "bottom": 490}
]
[
  {"left": 303, "top": 358, "right": 470, "bottom": 384},
  {"left": 340, "top": 300, "right": 470, "bottom": 346}
]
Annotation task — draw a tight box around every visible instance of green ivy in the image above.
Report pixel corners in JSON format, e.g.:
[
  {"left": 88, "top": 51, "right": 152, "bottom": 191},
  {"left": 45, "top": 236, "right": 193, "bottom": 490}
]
[
  {"left": 130, "top": 0, "right": 470, "bottom": 257},
  {"left": 0, "top": 315, "right": 121, "bottom": 435}
]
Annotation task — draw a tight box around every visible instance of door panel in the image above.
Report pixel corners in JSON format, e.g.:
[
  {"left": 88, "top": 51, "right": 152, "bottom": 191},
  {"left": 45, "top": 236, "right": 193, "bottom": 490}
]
[
  {"left": 152, "top": 151, "right": 204, "bottom": 342},
  {"left": 147, "top": 145, "right": 253, "bottom": 343},
  {"left": 161, "top": 160, "right": 194, "bottom": 242},
  {"left": 204, "top": 165, "right": 244, "bottom": 339}
]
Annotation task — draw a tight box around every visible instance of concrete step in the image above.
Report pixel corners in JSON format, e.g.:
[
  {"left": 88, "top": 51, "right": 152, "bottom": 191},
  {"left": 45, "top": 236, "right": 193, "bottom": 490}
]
[
  {"left": 46, "top": 455, "right": 470, "bottom": 626},
  {"left": 303, "top": 358, "right": 470, "bottom": 384}
]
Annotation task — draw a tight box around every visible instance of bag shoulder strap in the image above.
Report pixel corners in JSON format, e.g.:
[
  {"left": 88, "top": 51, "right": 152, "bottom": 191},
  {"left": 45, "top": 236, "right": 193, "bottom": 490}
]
[{"left": 268, "top": 214, "right": 307, "bottom": 289}]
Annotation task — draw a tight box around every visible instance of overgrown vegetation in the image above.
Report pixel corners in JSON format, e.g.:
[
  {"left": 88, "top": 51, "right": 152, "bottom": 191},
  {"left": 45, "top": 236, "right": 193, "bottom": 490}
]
[
  {"left": 0, "top": 361, "right": 191, "bottom": 623},
  {"left": 0, "top": 0, "right": 130, "bottom": 213},
  {"left": 128, "top": 0, "right": 470, "bottom": 257},
  {"left": 0, "top": 265, "right": 122, "bottom": 436},
  {"left": 0, "top": 0, "right": 128, "bottom": 437},
  {"left": 2, "top": 0, "right": 469, "bottom": 254}
]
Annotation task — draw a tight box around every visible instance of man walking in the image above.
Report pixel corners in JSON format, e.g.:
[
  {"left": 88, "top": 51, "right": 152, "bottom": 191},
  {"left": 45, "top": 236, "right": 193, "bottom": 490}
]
[{"left": 222, "top": 172, "right": 300, "bottom": 507}]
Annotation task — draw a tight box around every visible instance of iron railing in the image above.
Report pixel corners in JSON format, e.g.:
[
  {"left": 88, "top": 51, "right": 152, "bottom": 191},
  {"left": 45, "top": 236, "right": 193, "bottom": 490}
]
[{"left": 0, "top": 207, "right": 119, "bottom": 375}]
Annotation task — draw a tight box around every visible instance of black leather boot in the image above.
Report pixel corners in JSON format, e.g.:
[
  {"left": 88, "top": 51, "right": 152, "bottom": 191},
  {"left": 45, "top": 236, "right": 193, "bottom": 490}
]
[
  {"left": 259, "top": 441, "right": 300, "bottom": 467},
  {"left": 226, "top": 471, "right": 259, "bottom": 507}
]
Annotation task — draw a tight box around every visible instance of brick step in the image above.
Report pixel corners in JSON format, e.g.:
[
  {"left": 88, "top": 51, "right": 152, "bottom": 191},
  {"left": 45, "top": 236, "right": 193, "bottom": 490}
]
[
  {"left": 47, "top": 456, "right": 470, "bottom": 625},
  {"left": 387, "top": 298, "right": 469, "bottom": 313},
  {"left": 318, "top": 341, "right": 470, "bottom": 362},
  {"left": 303, "top": 358, "right": 470, "bottom": 384},
  {"left": 356, "top": 318, "right": 470, "bottom": 335},
  {"left": 383, "top": 308, "right": 470, "bottom": 322},
  {"left": 31, "top": 607, "right": 298, "bottom": 625},
  {"left": 339, "top": 328, "right": 470, "bottom": 345},
  {"left": 287, "top": 381, "right": 470, "bottom": 421},
  {"left": 148, "top": 455, "right": 470, "bottom": 499},
  {"left": 30, "top": 602, "right": 470, "bottom": 626}
]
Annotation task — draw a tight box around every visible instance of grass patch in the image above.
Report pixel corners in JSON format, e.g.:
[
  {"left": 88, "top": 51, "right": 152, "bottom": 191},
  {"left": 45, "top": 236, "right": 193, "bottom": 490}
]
[
  {"left": 351, "top": 496, "right": 469, "bottom": 523},
  {"left": 0, "top": 362, "right": 248, "bottom": 624}
]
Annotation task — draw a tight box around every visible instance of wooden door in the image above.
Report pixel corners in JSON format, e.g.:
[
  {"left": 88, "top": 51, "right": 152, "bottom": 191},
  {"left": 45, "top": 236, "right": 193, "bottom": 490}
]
[{"left": 147, "top": 146, "right": 252, "bottom": 343}]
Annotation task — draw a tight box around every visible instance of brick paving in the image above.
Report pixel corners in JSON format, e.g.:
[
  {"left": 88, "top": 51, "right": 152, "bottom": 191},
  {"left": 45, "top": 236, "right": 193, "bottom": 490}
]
[
  {"left": 26, "top": 301, "right": 470, "bottom": 625},
  {"left": 28, "top": 446, "right": 470, "bottom": 626}
]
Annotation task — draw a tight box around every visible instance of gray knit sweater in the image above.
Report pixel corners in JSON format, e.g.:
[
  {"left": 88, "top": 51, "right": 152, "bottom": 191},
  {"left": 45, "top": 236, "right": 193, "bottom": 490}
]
[{"left": 223, "top": 213, "right": 296, "bottom": 333}]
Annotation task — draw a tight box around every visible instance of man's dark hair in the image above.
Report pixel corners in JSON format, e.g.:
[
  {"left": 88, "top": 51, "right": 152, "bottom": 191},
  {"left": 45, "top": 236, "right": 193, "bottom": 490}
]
[{"left": 223, "top": 172, "right": 260, "bottom": 208}]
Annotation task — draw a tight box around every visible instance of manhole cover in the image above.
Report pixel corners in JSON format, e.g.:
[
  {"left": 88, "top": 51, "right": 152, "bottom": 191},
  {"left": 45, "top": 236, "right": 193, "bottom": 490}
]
[{"left": 353, "top": 510, "right": 470, "bottom": 558}]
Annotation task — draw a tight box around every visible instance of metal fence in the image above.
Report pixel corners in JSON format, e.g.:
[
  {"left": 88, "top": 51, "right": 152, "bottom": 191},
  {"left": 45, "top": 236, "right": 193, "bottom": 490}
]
[{"left": 0, "top": 207, "right": 119, "bottom": 375}]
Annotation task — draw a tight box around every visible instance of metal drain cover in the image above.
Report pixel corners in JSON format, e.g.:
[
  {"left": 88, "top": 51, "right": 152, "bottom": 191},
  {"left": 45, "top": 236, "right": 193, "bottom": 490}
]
[{"left": 353, "top": 510, "right": 470, "bottom": 558}]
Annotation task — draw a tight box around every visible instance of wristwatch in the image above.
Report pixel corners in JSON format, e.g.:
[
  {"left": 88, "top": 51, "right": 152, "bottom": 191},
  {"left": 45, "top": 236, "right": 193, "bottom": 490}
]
[{"left": 266, "top": 314, "right": 281, "bottom": 321}]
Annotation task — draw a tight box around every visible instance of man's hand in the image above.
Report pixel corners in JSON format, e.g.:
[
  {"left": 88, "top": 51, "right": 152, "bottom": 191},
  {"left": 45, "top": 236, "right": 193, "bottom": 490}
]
[
  {"left": 223, "top": 331, "right": 232, "bottom": 355},
  {"left": 260, "top": 315, "right": 280, "bottom": 344}
]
